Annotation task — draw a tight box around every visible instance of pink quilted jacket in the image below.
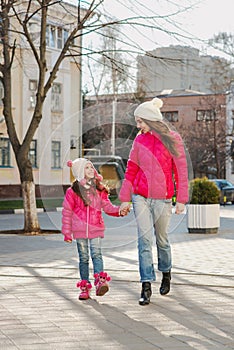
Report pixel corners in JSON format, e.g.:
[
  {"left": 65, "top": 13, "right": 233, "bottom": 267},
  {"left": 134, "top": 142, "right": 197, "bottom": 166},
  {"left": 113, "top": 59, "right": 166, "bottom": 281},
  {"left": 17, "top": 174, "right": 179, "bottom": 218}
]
[
  {"left": 62, "top": 187, "right": 120, "bottom": 240},
  {"left": 119, "top": 130, "right": 189, "bottom": 203}
]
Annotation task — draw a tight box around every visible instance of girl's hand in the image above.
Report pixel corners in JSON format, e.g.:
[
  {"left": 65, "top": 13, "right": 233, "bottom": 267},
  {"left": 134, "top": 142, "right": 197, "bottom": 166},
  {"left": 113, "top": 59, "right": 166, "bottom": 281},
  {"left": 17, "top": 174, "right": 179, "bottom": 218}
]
[
  {"left": 64, "top": 236, "right": 72, "bottom": 243},
  {"left": 175, "top": 202, "right": 185, "bottom": 214},
  {"left": 120, "top": 202, "right": 131, "bottom": 216},
  {"left": 120, "top": 208, "right": 130, "bottom": 216}
]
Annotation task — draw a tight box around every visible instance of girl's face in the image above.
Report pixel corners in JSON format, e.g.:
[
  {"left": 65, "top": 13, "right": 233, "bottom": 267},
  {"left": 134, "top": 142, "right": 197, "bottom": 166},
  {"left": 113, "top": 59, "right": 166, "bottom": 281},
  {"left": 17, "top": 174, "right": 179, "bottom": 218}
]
[
  {"left": 84, "top": 162, "right": 95, "bottom": 180},
  {"left": 136, "top": 117, "right": 150, "bottom": 133}
]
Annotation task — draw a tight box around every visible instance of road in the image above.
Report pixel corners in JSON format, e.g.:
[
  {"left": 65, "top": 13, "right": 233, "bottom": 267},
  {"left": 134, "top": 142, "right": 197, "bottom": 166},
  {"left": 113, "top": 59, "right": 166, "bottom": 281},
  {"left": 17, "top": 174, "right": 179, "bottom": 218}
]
[{"left": 0, "top": 204, "right": 233, "bottom": 233}]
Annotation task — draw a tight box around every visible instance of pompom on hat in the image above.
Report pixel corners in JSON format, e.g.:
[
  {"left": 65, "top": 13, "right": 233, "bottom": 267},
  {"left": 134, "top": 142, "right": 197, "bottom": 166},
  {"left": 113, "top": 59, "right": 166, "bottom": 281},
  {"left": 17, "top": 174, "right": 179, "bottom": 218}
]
[
  {"left": 134, "top": 97, "right": 163, "bottom": 121},
  {"left": 67, "top": 158, "right": 103, "bottom": 183}
]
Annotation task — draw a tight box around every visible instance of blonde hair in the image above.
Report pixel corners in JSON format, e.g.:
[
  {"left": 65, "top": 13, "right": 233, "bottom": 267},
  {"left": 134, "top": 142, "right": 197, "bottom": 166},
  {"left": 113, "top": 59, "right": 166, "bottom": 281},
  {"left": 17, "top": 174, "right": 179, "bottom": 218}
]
[{"left": 142, "top": 119, "right": 179, "bottom": 157}]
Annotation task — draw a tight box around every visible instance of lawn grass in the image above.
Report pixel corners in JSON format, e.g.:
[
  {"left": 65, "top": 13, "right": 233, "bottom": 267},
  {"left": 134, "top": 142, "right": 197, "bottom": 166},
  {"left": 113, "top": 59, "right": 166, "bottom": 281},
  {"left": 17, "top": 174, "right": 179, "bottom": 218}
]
[
  {"left": 0, "top": 198, "right": 64, "bottom": 210},
  {"left": 0, "top": 195, "right": 119, "bottom": 210}
]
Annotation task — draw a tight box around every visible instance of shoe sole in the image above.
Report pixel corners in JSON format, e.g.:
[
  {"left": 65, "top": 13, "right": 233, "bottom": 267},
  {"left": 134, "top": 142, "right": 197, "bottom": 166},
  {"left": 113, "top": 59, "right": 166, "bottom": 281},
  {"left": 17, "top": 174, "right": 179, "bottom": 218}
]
[
  {"left": 79, "top": 297, "right": 90, "bottom": 300},
  {"left": 96, "top": 285, "right": 109, "bottom": 296},
  {"left": 160, "top": 291, "right": 170, "bottom": 295},
  {"left": 139, "top": 298, "right": 150, "bottom": 306},
  {"left": 159, "top": 287, "right": 170, "bottom": 295}
]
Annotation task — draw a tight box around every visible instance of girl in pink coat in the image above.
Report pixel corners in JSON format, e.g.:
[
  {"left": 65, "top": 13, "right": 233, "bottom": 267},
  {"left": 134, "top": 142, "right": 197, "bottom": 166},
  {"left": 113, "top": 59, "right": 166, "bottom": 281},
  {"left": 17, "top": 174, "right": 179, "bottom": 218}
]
[
  {"left": 119, "top": 97, "right": 189, "bottom": 305},
  {"left": 62, "top": 158, "right": 128, "bottom": 300}
]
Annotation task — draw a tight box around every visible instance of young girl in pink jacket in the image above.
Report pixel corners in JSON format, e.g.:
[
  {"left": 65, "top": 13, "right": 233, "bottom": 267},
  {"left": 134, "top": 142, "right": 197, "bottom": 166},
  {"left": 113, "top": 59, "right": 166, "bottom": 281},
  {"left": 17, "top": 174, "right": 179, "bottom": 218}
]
[{"left": 62, "top": 158, "right": 128, "bottom": 300}]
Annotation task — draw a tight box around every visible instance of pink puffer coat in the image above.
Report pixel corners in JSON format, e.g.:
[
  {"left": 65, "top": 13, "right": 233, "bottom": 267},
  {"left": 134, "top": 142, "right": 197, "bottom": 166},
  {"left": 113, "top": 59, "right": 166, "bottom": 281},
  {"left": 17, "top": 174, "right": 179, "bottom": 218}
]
[
  {"left": 119, "top": 130, "right": 189, "bottom": 203},
  {"left": 62, "top": 187, "right": 120, "bottom": 240}
]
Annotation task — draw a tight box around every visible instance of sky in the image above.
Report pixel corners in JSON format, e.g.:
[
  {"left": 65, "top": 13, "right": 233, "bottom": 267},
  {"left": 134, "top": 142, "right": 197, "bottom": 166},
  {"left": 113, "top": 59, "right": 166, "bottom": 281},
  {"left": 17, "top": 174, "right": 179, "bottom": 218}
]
[
  {"left": 67, "top": 0, "right": 234, "bottom": 52},
  {"left": 101, "top": 0, "right": 234, "bottom": 55},
  {"left": 179, "top": 0, "right": 234, "bottom": 39},
  {"left": 66, "top": 0, "right": 234, "bottom": 92}
]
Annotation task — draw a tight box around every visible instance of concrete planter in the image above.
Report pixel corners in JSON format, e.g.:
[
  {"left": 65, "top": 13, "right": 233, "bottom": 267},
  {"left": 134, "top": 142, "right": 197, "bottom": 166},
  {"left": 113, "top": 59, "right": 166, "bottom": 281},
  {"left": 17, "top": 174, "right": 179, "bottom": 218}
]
[{"left": 187, "top": 204, "right": 220, "bottom": 233}]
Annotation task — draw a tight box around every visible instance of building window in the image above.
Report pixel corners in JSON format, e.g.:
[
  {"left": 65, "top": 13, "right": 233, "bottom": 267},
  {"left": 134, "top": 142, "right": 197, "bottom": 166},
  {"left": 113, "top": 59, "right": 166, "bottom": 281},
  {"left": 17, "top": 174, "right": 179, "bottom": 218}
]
[
  {"left": 57, "top": 27, "right": 63, "bottom": 49},
  {"left": 64, "top": 29, "right": 69, "bottom": 44},
  {"left": 51, "top": 141, "right": 61, "bottom": 169},
  {"left": 231, "top": 141, "right": 234, "bottom": 174},
  {"left": 51, "top": 83, "right": 62, "bottom": 111},
  {"left": 232, "top": 156, "right": 234, "bottom": 174},
  {"left": 46, "top": 25, "right": 69, "bottom": 49},
  {"left": 196, "top": 110, "right": 215, "bottom": 122},
  {"left": 232, "top": 111, "right": 234, "bottom": 134},
  {"left": 29, "top": 140, "right": 37, "bottom": 168},
  {"left": 0, "top": 137, "right": 10, "bottom": 167},
  {"left": 162, "top": 111, "right": 179, "bottom": 122},
  {"left": 29, "top": 79, "right": 37, "bottom": 108},
  {"left": 0, "top": 80, "right": 4, "bottom": 105}
]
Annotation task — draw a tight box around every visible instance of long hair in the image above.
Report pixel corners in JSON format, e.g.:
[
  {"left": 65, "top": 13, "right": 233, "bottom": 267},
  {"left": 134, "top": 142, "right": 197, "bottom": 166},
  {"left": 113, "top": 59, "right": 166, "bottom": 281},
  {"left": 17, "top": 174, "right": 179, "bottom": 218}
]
[
  {"left": 142, "top": 118, "right": 180, "bottom": 157},
  {"left": 71, "top": 178, "right": 108, "bottom": 206}
]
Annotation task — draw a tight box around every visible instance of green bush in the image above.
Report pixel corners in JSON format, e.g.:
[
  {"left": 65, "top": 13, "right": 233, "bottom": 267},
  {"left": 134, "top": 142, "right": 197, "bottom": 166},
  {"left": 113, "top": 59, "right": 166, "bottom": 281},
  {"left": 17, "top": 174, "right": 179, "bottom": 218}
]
[{"left": 190, "top": 177, "right": 220, "bottom": 204}]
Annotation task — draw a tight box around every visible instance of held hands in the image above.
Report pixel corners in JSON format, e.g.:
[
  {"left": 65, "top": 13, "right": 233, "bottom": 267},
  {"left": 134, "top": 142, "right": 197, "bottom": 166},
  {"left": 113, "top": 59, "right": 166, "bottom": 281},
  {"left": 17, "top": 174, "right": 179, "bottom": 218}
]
[
  {"left": 120, "top": 202, "right": 131, "bottom": 216},
  {"left": 175, "top": 202, "right": 185, "bottom": 214},
  {"left": 64, "top": 236, "right": 72, "bottom": 243}
]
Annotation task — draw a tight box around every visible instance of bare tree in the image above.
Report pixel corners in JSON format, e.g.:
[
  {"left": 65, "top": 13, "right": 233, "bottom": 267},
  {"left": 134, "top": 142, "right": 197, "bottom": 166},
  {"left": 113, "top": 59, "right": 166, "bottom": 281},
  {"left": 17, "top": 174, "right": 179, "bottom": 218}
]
[
  {"left": 0, "top": 0, "right": 89, "bottom": 232},
  {"left": 180, "top": 95, "right": 227, "bottom": 178},
  {"left": 0, "top": 0, "right": 197, "bottom": 233},
  {"left": 98, "top": 25, "right": 132, "bottom": 95},
  {"left": 209, "top": 32, "right": 234, "bottom": 59},
  {"left": 85, "top": 23, "right": 134, "bottom": 103}
]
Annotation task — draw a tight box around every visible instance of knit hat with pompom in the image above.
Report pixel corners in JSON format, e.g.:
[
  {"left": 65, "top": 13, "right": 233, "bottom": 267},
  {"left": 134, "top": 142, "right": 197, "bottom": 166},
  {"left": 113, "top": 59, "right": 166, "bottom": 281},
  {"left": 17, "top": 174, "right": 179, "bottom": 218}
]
[
  {"left": 67, "top": 158, "right": 103, "bottom": 184},
  {"left": 134, "top": 97, "right": 163, "bottom": 121}
]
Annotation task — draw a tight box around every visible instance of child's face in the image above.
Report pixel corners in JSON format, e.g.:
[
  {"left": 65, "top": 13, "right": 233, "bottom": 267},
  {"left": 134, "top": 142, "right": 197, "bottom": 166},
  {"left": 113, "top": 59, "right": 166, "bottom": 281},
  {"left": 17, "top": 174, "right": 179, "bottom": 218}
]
[{"left": 84, "top": 162, "right": 95, "bottom": 180}]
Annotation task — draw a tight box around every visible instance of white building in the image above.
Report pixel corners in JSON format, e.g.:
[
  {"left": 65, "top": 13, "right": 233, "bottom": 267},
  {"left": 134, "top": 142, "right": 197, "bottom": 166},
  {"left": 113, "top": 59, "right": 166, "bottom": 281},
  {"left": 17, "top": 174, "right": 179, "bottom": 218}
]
[{"left": 0, "top": 1, "right": 83, "bottom": 198}]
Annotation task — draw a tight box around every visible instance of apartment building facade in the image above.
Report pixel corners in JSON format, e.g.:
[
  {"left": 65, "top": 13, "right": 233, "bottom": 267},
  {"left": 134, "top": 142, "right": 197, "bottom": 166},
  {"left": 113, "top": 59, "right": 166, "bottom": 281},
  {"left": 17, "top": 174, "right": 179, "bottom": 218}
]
[
  {"left": 0, "top": 2, "right": 82, "bottom": 198},
  {"left": 137, "top": 46, "right": 234, "bottom": 94}
]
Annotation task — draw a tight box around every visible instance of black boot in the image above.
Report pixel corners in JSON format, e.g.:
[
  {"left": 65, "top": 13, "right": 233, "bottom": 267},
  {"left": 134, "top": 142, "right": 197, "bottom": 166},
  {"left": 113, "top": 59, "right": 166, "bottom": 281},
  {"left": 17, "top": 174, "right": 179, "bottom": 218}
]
[
  {"left": 159, "top": 271, "right": 171, "bottom": 295},
  {"left": 139, "top": 282, "right": 152, "bottom": 305}
]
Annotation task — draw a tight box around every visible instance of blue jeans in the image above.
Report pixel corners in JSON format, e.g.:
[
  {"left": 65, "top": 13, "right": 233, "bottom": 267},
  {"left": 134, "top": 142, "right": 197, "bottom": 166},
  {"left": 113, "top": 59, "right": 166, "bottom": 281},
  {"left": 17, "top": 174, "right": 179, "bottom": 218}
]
[
  {"left": 132, "top": 194, "right": 172, "bottom": 282},
  {"left": 76, "top": 238, "right": 103, "bottom": 281}
]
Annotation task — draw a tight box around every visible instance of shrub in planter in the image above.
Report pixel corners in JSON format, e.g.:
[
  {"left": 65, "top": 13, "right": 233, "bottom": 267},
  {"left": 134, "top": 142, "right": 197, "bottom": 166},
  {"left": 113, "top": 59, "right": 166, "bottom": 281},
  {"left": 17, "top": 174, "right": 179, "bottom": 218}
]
[
  {"left": 190, "top": 177, "right": 220, "bottom": 204},
  {"left": 188, "top": 177, "right": 220, "bottom": 234}
]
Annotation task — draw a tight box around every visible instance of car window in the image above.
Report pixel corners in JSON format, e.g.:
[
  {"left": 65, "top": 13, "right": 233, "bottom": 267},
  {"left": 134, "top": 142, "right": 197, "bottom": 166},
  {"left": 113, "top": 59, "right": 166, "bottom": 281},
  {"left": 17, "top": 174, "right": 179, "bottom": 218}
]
[
  {"left": 210, "top": 179, "right": 234, "bottom": 189},
  {"left": 218, "top": 180, "right": 234, "bottom": 188}
]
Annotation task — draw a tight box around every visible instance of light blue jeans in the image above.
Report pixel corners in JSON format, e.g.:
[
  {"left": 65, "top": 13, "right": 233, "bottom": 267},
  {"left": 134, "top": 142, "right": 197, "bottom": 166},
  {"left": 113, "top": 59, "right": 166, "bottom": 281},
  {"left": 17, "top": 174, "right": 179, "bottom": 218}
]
[
  {"left": 76, "top": 238, "right": 103, "bottom": 281},
  {"left": 132, "top": 194, "right": 172, "bottom": 282}
]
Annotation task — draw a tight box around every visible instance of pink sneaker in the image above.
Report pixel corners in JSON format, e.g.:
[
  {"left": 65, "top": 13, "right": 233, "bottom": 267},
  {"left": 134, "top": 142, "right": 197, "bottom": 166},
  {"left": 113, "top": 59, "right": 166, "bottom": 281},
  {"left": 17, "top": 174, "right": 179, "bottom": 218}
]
[
  {"left": 76, "top": 280, "right": 92, "bottom": 300},
  {"left": 94, "top": 272, "right": 111, "bottom": 296}
]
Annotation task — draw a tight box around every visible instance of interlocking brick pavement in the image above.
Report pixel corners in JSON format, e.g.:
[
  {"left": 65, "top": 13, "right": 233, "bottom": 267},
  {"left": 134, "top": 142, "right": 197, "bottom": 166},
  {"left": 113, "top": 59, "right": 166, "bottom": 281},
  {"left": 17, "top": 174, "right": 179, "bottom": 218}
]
[{"left": 0, "top": 206, "right": 233, "bottom": 349}]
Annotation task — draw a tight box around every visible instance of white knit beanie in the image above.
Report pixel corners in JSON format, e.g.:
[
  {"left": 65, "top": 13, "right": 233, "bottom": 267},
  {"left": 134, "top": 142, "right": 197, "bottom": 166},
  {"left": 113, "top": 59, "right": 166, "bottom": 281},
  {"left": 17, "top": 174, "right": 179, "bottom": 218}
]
[
  {"left": 134, "top": 97, "right": 163, "bottom": 121},
  {"left": 67, "top": 158, "right": 103, "bottom": 183},
  {"left": 67, "top": 158, "right": 89, "bottom": 181}
]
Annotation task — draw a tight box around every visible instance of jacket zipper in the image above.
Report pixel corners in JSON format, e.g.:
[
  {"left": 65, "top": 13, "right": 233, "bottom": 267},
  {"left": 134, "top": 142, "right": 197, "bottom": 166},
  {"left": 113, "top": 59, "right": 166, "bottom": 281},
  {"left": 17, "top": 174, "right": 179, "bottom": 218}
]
[
  {"left": 151, "top": 133, "right": 156, "bottom": 197},
  {"left": 86, "top": 206, "right": 89, "bottom": 238}
]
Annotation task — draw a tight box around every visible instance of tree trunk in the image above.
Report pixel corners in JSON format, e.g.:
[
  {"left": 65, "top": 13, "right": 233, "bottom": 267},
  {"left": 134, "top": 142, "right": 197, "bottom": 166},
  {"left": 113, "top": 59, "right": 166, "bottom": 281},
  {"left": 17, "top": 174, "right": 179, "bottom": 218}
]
[{"left": 22, "top": 181, "right": 40, "bottom": 233}]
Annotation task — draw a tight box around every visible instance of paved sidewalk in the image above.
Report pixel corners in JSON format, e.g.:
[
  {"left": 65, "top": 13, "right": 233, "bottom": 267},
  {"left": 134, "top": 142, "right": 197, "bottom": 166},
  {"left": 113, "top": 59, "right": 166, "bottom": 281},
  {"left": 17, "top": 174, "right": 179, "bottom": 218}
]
[{"left": 0, "top": 207, "right": 234, "bottom": 350}]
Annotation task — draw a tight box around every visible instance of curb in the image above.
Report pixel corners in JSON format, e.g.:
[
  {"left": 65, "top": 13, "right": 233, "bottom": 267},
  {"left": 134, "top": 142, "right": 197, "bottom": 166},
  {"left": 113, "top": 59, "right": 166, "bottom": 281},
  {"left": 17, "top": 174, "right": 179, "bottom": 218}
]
[{"left": 0, "top": 207, "right": 63, "bottom": 215}]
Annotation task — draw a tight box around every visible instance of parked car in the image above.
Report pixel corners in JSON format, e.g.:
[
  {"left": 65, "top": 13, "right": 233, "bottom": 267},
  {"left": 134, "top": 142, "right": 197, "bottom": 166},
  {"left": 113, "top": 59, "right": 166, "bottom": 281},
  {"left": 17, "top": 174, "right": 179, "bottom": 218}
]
[
  {"left": 210, "top": 179, "right": 234, "bottom": 204},
  {"left": 84, "top": 155, "right": 126, "bottom": 196}
]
